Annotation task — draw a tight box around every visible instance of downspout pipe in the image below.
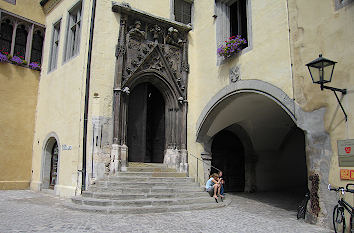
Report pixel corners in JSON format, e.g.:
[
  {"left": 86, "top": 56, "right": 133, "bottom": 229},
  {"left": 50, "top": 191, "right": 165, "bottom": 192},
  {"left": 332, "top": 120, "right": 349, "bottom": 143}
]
[{"left": 82, "top": 0, "right": 97, "bottom": 192}]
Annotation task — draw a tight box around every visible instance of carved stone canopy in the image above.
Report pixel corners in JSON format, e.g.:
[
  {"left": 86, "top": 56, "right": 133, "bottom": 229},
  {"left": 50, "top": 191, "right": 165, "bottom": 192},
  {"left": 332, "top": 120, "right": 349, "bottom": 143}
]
[{"left": 112, "top": 1, "right": 191, "bottom": 98}]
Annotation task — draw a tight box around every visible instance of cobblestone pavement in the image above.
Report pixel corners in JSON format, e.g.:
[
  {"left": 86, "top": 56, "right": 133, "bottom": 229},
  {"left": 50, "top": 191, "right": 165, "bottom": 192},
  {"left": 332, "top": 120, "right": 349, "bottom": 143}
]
[{"left": 0, "top": 190, "right": 332, "bottom": 233}]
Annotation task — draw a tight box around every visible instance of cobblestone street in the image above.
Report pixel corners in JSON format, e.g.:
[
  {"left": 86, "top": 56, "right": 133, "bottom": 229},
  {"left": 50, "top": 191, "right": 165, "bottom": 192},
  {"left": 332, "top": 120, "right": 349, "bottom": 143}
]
[{"left": 0, "top": 190, "right": 332, "bottom": 233}]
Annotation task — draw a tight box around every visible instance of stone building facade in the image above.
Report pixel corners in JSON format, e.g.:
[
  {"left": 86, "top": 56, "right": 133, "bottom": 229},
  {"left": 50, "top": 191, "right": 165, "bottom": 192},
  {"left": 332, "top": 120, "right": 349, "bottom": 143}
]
[
  {"left": 0, "top": 0, "right": 45, "bottom": 189},
  {"left": 28, "top": 0, "right": 353, "bottom": 228}
]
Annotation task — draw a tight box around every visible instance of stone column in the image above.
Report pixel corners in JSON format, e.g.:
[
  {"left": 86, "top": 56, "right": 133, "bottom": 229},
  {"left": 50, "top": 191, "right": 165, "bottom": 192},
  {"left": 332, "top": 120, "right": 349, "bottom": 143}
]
[{"left": 111, "top": 15, "right": 128, "bottom": 175}]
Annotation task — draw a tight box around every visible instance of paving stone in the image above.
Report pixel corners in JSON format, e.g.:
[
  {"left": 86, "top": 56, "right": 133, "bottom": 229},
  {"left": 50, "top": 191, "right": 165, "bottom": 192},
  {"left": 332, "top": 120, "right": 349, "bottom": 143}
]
[{"left": 0, "top": 190, "right": 332, "bottom": 232}]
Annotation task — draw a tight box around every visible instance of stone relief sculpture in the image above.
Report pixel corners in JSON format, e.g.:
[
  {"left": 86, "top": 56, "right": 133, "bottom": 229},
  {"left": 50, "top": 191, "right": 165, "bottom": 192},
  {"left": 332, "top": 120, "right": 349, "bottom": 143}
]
[{"left": 165, "top": 27, "right": 183, "bottom": 47}]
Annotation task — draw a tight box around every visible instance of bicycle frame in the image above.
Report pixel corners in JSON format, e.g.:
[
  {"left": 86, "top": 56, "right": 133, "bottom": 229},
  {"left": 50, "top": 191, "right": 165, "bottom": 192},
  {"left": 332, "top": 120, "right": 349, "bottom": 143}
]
[
  {"left": 329, "top": 183, "right": 354, "bottom": 232},
  {"left": 338, "top": 197, "right": 353, "bottom": 216}
]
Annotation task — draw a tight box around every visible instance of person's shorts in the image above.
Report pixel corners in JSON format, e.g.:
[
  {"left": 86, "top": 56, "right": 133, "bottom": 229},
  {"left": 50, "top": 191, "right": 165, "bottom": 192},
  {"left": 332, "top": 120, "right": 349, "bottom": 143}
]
[{"left": 206, "top": 187, "right": 214, "bottom": 197}]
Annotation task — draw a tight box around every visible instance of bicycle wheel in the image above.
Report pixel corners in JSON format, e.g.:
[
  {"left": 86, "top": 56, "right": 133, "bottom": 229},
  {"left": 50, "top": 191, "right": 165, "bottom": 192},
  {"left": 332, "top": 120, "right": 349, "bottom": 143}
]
[{"left": 333, "top": 205, "right": 346, "bottom": 233}]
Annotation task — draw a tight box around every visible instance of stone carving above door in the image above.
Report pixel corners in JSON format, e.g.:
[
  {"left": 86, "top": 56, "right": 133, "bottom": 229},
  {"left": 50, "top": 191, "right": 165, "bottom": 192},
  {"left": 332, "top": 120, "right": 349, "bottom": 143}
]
[
  {"left": 123, "top": 25, "right": 186, "bottom": 95},
  {"left": 112, "top": 3, "right": 191, "bottom": 97}
]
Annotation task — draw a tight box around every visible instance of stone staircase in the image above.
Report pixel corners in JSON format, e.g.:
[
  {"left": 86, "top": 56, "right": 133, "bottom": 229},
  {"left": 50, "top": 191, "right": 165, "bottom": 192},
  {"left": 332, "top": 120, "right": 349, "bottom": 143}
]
[{"left": 64, "top": 163, "right": 230, "bottom": 214}]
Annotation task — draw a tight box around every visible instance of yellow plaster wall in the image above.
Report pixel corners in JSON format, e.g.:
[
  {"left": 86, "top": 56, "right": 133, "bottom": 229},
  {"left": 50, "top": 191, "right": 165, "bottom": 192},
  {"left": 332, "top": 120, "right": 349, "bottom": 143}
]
[
  {"left": 31, "top": 0, "right": 92, "bottom": 197},
  {"left": 0, "top": 0, "right": 45, "bottom": 24},
  {"left": 85, "top": 0, "right": 294, "bottom": 184},
  {"left": 32, "top": 0, "right": 297, "bottom": 193},
  {"left": 0, "top": 63, "right": 39, "bottom": 189},
  {"left": 186, "top": 0, "right": 293, "bottom": 182},
  {"left": 288, "top": 0, "right": 354, "bottom": 187}
]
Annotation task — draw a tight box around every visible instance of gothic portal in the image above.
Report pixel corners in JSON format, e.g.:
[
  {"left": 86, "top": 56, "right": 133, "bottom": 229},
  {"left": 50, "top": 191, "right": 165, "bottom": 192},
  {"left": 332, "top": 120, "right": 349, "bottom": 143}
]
[{"left": 111, "top": 4, "right": 191, "bottom": 172}]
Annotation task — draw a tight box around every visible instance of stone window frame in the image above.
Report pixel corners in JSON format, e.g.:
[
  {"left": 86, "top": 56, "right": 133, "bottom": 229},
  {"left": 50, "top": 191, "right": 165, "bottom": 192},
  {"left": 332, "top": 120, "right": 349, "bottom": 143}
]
[
  {"left": 0, "top": 9, "right": 45, "bottom": 65},
  {"left": 170, "top": 0, "right": 194, "bottom": 26},
  {"left": 215, "top": 0, "right": 253, "bottom": 64},
  {"left": 63, "top": 0, "right": 82, "bottom": 62},
  {"left": 48, "top": 19, "right": 61, "bottom": 72}
]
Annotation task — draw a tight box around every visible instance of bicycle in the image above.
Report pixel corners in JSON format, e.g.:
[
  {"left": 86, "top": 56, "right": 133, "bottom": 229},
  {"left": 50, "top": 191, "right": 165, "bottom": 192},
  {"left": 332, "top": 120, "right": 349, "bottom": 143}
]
[
  {"left": 328, "top": 183, "right": 354, "bottom": 233},
  {"left": 297, "top": 192, "right": 310, "bottom": 219}
]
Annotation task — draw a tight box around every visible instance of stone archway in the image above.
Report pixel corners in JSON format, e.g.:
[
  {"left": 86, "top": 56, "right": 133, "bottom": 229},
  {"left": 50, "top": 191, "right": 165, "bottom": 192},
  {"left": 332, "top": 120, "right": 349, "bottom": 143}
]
[
  {"left": 42, "top": 135, "right": 60, "bottom": 190},
  {"left": 196, "top": 80, "right": 334, "bottom": 225}
]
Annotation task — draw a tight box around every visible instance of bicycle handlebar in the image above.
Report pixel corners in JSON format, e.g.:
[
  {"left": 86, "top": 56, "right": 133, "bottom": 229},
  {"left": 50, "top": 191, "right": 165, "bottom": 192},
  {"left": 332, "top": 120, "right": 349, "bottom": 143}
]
[{"left": 328, "top": 184, "right": 354, "bottom": 193}]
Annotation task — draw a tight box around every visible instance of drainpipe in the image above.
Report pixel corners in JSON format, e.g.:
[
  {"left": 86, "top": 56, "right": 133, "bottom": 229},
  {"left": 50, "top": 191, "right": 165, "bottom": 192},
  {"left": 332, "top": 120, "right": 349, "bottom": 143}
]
[{"left": 82, "top": 0, "right": 97, "bottom": 192}]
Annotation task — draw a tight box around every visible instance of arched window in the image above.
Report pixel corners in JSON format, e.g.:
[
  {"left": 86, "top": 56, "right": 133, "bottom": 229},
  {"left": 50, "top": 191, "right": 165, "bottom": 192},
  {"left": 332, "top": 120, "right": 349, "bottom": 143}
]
[
  {"left": 30, "top": 30, "right": 44, "bottom": 64},
  {"left": 13, "top": 24, "right": 28, "bottom": 59},
  {"left": 0, "top": 19, "right": 13, "bottom": 54}
]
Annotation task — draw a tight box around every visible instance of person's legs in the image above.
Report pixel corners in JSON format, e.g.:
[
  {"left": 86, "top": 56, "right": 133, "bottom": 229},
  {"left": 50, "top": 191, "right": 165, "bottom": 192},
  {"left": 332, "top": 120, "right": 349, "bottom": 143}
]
[
  {"left": 219, "top": 184, "right": 224, "bottom": 198},
  {"left": 213, "top": 184, "right": 218, "bottom": 198},
  {"left": 220, "top": 184, "right": 224, "bottom": 195}
]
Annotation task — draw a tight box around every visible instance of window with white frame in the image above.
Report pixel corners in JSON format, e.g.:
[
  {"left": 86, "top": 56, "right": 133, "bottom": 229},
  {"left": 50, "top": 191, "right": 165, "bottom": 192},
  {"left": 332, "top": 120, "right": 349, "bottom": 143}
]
[
  {"left": 0, "top": 10, "right": 45, "bottom": 66},
  {"left": 215, "top": 0, "right": 250, "bottom": 58},
  {"left": 173, "top": 0, "right": 192, "bottom": 24},
  {"left": 64, "top": 1, "right": 82, "bottom": 61},
  {"left": 49, "top": 20, "right": 61, "bottom": 71}
]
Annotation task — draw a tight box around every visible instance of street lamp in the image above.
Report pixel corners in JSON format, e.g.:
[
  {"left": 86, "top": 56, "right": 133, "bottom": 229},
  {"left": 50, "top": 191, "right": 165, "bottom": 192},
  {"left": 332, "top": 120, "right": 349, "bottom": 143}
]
[{"left": 306, "top": 54, "right": 347, "bottom": 121}]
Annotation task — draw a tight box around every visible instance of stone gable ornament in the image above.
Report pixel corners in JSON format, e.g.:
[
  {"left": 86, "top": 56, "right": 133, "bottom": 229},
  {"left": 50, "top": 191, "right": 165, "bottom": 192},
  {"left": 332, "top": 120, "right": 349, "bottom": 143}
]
[
  {"left": 165, "top": 27, "right": 183, "bottom": 47},
  {"left": 230, "top": 65, "right": 240, "bottom": 83},
  {"left": 127, "top": 20, "right": 145, "bottom": 41}
]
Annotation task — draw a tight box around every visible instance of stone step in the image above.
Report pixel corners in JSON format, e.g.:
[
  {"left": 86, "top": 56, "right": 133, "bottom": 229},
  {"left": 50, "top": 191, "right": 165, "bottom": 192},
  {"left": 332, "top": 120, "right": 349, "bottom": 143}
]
[
  {"left": 72, "top": 196, "right": 214, "bottom": 207},
  {"left": 87, "top": 186, "right": 204, "bottom": 194},
  {"left": 82, "top": 191, "right": 208, "bottom": 200},
  {"left": 116, "top": 172, "right": 187, "bottom": 177},
  {"left": 104, "top": 176, "right": 195, "bottom": 183},
  {"left": 63, "top": 199, "right": 231, "bottom": 214},
  {"left": 126, "top": 167, "right": 177, "bottom": 172},
  {"left": 128, "top": 162, "right": 167, "bottom": 168},
  {"left": 95, "top": 181, "right": 199, "bottom": 188}
]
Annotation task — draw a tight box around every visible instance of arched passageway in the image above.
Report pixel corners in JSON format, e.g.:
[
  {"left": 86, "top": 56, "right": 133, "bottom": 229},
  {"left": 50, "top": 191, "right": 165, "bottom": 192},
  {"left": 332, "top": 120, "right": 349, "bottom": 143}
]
[
  {"left": 42, "top": 137, "right": 59, "bottom": 190},
  {"left": 127, "top": 82, "right": 165, "bottom": 163},
  {"left": 197, "top": 86, "right": 308, "bottom": 210}
]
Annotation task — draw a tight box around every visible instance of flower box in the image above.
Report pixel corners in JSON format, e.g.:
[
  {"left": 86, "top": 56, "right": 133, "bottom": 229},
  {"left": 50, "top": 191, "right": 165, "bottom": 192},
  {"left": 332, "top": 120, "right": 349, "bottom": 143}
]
[{"left": 217, "top": 35, "right": 247, "bottom": 59}]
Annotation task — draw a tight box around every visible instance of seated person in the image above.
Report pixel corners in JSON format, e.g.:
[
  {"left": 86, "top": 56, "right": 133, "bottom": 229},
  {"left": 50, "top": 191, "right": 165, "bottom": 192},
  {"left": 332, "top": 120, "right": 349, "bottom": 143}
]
[
  {"left": 218, "top": 170, "right": 225, "bottom": 196},
  {"left": 205, "top": 173, "right": 224, "bottom": 202}
]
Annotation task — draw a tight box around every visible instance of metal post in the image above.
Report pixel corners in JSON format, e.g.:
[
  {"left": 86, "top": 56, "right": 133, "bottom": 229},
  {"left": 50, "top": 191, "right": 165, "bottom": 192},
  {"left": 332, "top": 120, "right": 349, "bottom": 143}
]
[{"left": 196, "top": 156, "right": 198, "bottom": 184}]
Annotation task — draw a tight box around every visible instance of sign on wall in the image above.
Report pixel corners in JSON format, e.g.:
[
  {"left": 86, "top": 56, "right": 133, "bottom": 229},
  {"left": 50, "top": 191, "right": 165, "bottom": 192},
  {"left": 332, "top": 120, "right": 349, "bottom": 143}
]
[
  {"left": 338, "top": 139, "right": 354, "bottom": 167},
  {"left": 340, "top": 169, "right": 354, "bottom": 180}
]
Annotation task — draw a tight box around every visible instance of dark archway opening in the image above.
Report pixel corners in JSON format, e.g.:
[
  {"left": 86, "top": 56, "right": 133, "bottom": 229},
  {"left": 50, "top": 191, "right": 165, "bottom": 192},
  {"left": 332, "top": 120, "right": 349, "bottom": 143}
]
[
  {"left": 127, "top": 82, "right": 165, "bottom": 163},
  {"left": 49, "top": 142, "right": 58, "bottom": 189},
  {"left": 211, "top": 130, "right": 245, "bottom": 192},
  {"left": 42, "top": 137, "right": 59, "bottom": 190}
]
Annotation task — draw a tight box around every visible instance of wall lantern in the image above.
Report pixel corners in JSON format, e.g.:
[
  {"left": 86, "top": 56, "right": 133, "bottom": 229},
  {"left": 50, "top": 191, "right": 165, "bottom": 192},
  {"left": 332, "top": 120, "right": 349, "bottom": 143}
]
[{"left": 306, "top": 54, "right": 347, "bottom": 121}]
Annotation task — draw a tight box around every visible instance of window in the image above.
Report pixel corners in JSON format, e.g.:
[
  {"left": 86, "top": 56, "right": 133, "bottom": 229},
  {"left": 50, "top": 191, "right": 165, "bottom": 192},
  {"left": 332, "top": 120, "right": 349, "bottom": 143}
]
[
  {"left": 30, "top": 30, "right": 44, "bottom": 64},
  {"left": 215, "top": 0, "right": 250, "bottom": 60},
  {"left": 13, "top": 24, "right": 28, "bottom": 58},
  {"left": 174, "top": 0, "right": 192, "bottom": 24},
  {"left": 0, "top": 10, "right": 45, "bottom": 66},
  {"left": 49, "top": 20, "right": 61, "bottom": 71},
  {"left": 0, "top": 18, "right": 13, "bottom": 53},
  {"left": 64, "top": 1, "right": 82, "bottom": 61},
  {"left": 230, "top": 0, "right": 247, "bottom": 45}
]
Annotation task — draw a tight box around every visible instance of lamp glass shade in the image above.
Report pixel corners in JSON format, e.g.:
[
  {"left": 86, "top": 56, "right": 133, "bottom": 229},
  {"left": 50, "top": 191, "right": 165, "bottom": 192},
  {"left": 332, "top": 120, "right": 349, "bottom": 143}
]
[
  {"left": 323, "top": 63, "right": 335, "bottom": 83},
  {"left": 306, "top": 55, "right": 336, "bottom": 84},
  {"left": 308, "top": 66, "right": 322, "bottom": 83}
]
